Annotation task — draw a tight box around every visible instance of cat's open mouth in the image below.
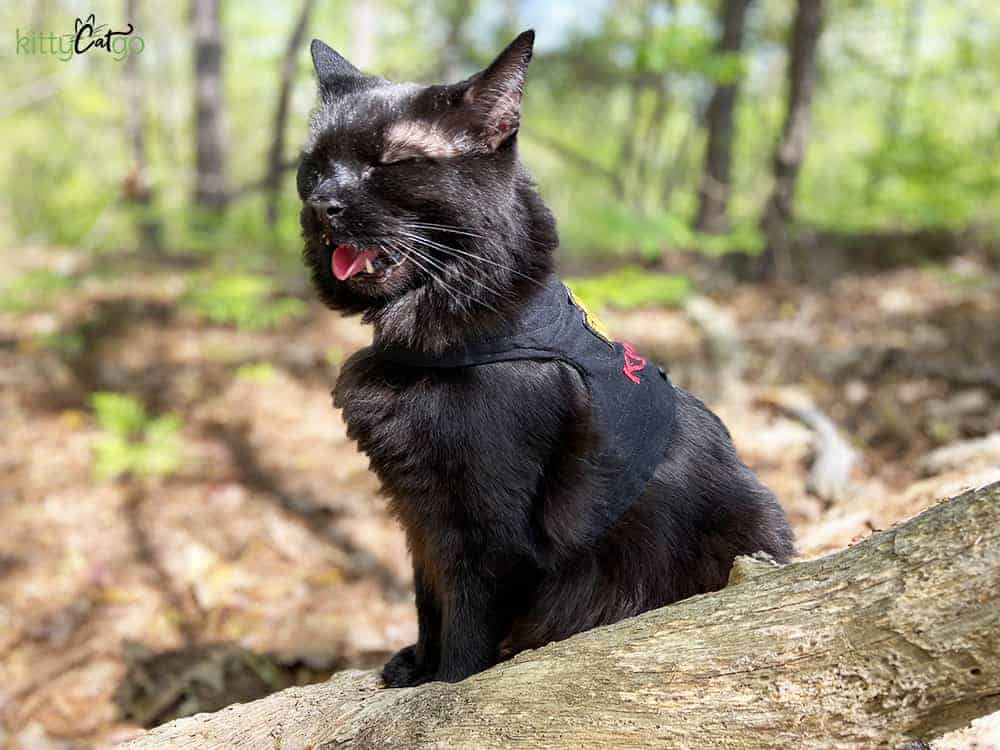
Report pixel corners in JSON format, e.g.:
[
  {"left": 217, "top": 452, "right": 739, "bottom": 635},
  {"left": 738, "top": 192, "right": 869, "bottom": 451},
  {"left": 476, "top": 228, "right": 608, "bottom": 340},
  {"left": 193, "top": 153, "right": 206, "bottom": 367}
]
[{"left": 322, "top": 234, "right": 388, "bottom": 281}]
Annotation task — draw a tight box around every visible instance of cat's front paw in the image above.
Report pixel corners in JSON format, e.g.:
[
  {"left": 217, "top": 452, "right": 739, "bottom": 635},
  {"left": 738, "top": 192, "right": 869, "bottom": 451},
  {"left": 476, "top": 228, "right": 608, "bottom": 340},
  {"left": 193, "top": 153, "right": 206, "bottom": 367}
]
[{"left": 381, "top": 645, "right": 430, "bottom": 688}]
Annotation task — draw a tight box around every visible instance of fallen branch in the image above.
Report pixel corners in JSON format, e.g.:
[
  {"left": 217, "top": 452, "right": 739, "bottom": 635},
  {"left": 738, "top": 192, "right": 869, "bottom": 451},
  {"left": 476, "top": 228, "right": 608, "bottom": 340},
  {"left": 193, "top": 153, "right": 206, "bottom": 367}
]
[
  {"left": 759, "top": 387, "right": 859, "bottom": 502},
  {"left": 123, "top": 481, "right": 1000, "bottom": 749}
]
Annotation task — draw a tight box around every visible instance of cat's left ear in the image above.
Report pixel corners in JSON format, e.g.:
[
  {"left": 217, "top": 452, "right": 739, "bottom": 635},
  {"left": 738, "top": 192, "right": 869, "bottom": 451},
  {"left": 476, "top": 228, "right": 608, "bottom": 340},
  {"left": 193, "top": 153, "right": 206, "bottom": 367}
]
[{"left": 454, "top": 30, "right": 534, "bottom": 151}]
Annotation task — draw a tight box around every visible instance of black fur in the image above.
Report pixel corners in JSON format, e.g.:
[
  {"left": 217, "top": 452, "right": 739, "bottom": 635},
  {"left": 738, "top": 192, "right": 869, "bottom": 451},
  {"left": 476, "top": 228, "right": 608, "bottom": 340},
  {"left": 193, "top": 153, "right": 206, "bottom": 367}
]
[{"left": 298, "top": 31, "right": 794, "bottom": 687}]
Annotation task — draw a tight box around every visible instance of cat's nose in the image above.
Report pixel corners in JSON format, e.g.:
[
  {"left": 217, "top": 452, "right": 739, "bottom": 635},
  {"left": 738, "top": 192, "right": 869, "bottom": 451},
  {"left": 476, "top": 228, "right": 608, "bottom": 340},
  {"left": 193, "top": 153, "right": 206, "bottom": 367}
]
[{"left": 310, "top": 198, "right": 346, "bottom": 222}]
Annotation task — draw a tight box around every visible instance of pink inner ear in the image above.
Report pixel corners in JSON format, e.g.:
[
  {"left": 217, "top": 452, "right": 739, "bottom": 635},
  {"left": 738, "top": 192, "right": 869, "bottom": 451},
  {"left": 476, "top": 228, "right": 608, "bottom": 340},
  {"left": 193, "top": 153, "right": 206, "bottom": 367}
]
[{"left": 464, "top": 75, "right": 524, "bottom": 150}]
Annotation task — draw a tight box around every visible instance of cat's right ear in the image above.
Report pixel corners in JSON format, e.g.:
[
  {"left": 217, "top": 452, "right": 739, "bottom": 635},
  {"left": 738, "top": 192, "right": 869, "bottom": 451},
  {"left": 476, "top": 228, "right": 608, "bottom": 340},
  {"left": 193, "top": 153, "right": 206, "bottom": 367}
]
[{"left": 311, "top": 39, "right": 363, "bottom": 97}]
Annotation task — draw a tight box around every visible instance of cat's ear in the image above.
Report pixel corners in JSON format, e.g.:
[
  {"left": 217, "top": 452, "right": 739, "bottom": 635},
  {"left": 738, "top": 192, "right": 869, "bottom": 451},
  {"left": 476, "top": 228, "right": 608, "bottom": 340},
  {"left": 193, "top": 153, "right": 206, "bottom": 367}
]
[
  {"left": 454, "top": 30, "right": 535, "bottom": 151},
  {"left": 311, "top": 39, "right": 363, "bottom": 97}
]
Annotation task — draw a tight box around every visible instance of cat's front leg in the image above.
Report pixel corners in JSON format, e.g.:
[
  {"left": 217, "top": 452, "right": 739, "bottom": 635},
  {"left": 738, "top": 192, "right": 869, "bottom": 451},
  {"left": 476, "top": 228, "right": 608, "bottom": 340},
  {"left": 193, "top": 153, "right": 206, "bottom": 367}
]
[
  {"left": 382, "top": 563, "right": 441, "bottom": 688},
  {"left": 433, "top": 563, "right": 508, "bottom": 683}
]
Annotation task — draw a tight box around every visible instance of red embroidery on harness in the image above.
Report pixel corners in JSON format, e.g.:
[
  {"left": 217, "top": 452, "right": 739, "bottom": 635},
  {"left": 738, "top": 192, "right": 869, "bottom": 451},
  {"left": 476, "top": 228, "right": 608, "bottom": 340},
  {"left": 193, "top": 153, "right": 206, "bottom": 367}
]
[{"left": 621, "top": 342, "right": 646, "bottom": 384}]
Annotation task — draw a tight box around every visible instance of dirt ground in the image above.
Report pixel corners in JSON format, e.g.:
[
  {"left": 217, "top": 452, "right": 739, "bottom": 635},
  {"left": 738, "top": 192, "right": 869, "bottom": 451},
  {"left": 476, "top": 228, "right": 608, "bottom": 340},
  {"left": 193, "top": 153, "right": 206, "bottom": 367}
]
[{"left": 1, "top": 247, "right": 997, "bottom": 748}]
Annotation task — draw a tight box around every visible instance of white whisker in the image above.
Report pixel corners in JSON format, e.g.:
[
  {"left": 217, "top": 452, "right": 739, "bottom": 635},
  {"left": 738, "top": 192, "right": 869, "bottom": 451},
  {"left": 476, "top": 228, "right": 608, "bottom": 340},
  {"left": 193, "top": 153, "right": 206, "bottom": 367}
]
[
  {"left": 397, "top": 229, "right": 545, "bottom": 288},
  {"left": 386, "top": 239, "right": 505, "bottom": 316}
]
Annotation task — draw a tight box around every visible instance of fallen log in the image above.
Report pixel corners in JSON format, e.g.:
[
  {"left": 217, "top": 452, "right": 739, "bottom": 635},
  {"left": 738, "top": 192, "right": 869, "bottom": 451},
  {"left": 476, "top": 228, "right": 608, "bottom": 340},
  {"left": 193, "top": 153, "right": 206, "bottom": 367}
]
[{"left": 122, "top": 481, "right": 1000, "bottom": 750}]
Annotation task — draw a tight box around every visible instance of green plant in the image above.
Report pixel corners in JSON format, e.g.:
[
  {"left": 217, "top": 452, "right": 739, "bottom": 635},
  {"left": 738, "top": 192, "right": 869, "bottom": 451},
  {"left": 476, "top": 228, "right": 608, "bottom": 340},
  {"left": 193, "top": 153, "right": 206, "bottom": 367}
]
[
  {"left": 90, "top": 392, "right": 183, "bottom": 481},
  {"left": 183, "top": 274, "right": 307, "bottom": 331},
  {"left": 35, "top": 330, "right": 85, "bottom": 356},
  {"left": 565, "top": 267, "right": 692, "bottom": 313},
  {"left": 235, "top": 362, "right": 279, "bottom": 383},
  {"left": 0, "top": 269, "right": 75, "bottom": 313}
]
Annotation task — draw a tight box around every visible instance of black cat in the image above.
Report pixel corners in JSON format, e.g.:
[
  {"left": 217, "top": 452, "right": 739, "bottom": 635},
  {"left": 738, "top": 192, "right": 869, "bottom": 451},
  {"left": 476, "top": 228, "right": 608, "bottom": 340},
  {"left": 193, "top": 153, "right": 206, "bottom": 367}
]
[{"left": 298, "top": 30, "right": 794, "bottom": 687}]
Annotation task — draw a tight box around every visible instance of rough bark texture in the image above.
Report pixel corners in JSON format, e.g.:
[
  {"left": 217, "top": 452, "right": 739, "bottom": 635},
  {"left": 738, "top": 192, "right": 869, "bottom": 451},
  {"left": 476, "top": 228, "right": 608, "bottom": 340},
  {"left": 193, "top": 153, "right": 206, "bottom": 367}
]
[
  {"left": 122, "top": 481, "right": 1000, "bottom": 750},
  {"left": 192, "top": 0, "right": 228, "bottom": 211},
  {"left": 757, "top": 0, "right": 825, "bottom": 278},
  {"left": 694, "top": 0, "right": 753, "bottom": 234}
]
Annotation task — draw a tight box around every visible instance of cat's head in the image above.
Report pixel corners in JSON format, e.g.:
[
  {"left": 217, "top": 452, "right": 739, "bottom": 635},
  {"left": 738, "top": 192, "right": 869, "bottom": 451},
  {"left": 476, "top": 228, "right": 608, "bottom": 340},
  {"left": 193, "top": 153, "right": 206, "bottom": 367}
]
[{"left": 298, "top": 31, "right": 557, "bottom": 342}]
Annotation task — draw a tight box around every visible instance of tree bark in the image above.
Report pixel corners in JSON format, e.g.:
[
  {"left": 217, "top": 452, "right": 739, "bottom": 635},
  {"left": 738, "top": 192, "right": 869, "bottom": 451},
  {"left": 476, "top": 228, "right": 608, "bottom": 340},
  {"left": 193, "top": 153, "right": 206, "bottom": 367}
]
[
  {"left": 122, "top": 0, "right": 162, "bottom": 252},
  {"left": 265, "top": 0, "right": 316, "bottom": 227},
  {"left": 757, "top": 0, "right": 825, "bottom": 279},
  {"left": 192, "top": 0, "right": 228, "bottom": 211},
  {"left": 122, "top": 481, "right": 1000, "bottom": 749},
  {"left": 694, "top": 0, "right": 753, "bottom": 234},
  {"left": 437, "top": 0, "right": 474, "bottom": 81}
]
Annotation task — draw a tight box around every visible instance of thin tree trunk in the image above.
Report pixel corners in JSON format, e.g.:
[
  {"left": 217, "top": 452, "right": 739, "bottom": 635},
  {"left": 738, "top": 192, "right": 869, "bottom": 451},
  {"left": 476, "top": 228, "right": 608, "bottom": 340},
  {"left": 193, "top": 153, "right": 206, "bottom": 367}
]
[
  {"left": 192, "top": 0, "right": 228, "bottom": 211},
  {"left": 123, "top": 481, "right": 1000, "bottom": 749},
  {"left": 756, "top": 0, "right": 825, "bottom": 279},
  {"left": 123, "top": 0, "right": 161, "bottom": 252},
  {"left": 866, "top": 0, "right": 926, "bottom": 199},
  {"left": 694, "top": 0, "right": 753, "bottom": 234},
  {"left": 616, "top": 0, "right": 659, "bottom": 207},
  {"left": 265, "top": 0, "right": 316, "bottom": 227},
  {"left": 636, "top": 77, "right": 671, "bottom": 211},
  {"left": 439, "top": 0, "right": 474, "bottom": 81},
  {"left": 661, "top": 117, "right": 697, "bottom": 208}
]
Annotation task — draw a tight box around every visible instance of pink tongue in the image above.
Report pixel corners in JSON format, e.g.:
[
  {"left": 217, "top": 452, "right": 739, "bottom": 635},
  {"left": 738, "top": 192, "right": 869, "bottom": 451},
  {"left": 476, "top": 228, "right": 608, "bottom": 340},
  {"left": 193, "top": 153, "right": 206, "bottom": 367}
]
[{"left": 332, "top": 245, "right": 376, "bottom": 281}]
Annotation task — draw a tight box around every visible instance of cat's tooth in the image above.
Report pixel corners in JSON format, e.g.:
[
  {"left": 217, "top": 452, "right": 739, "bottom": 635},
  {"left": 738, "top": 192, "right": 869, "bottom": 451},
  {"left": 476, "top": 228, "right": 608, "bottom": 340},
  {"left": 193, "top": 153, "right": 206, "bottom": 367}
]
[{"left": 365, "top": 258, "right": 375, "bottom": 274}]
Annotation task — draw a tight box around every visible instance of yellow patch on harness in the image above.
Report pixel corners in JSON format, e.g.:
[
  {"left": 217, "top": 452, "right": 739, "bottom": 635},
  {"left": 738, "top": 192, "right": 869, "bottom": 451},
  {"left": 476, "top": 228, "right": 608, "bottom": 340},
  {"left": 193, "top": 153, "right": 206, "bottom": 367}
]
[{"left": 566, "top": 287, "right": 613, "bottom": 344}]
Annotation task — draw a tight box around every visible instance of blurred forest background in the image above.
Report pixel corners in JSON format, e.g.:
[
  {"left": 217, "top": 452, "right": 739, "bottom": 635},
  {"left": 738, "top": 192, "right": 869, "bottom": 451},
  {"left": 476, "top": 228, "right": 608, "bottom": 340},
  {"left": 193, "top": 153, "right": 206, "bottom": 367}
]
[{"left": 1, "top": 1, "right": 999, "bottom": 747}]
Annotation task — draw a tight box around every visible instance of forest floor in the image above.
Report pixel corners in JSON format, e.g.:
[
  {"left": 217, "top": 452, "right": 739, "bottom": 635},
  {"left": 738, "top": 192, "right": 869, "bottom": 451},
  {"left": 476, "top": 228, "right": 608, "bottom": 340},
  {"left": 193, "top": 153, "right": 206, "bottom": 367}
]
[{"left": 1, "top": 245, "right": 998, "bottom": 749}]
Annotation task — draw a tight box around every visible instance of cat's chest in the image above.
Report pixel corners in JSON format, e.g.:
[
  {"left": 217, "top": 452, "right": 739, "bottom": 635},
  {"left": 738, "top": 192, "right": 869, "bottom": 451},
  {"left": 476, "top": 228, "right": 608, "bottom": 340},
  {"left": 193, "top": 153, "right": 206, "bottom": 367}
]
[
  {"left": 334, "top": 355, "right": 568, "bottom": 508},
  {"left": 336, "top": 363, "right": 487, "bottom": 482}
]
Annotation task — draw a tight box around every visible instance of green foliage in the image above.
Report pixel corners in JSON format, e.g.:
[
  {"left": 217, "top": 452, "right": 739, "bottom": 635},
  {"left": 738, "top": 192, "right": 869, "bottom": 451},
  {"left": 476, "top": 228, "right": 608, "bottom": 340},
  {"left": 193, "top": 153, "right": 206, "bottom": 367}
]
[
  {"left": 864, "top": 128, "right": 999, "bottom": 226},
  {"left": 690, "top": 224, "right": 766, "bottom": 257},
  {"left": 640, "top": 25, "right": 745, "bottom": 83},
  {"left": 90, "top": 392, "right": 183, "bottom": 481},
  {"left": 324, "top": 346, "right": 345, "bottom": 368},
  {"left": 35, "top": 331, "right": 85, "bottom": 357},
  {"left": 0, "top": 270, "right": 76, "bottom": 313},
  {"left": 183, "top": 274, "right": 307, "bottom": 331},
  {"left": 562, "top": 203, "right": 694, "bottom": 260},
  {"left": 235, "top": 362, "right": 279, "bottom": 383},
  {"left": 565, "top": 267, "right": 691, "bottom": 312},
  {"left": 2, "top": 0, "right": 998, "bottom": 268}
]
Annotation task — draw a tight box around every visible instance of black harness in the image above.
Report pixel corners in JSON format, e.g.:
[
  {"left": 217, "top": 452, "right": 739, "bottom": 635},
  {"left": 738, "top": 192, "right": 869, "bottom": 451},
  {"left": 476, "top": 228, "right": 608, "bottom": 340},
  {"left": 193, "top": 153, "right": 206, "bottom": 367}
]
[{"left": 372, "top": 277, "right": 678, "bottom": 531}]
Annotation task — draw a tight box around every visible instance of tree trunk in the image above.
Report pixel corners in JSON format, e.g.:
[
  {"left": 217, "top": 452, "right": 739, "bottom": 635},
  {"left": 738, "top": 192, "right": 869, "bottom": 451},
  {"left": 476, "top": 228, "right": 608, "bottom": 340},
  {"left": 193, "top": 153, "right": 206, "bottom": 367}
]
[
  {"left": 122, "top": 0, "right": 162, "bottom": 252},
  {"left": 122, "top": 481, "right": 1000, "bottom": 749},
  {"left": 192, "top": 0, "right": 228, "bottom": 211},
  {"left": 694, "top": 0, "right": 753, "bottom": 234},
  {"left": 265, "top": 0, "right": 316, "bottom": 227},
  {"left": 438, "top": 0, "right": 474, "bottom": 81},
  {"left": 756, "top": 0, "right": 825, "bottom": 279},
  {"left": 866, "top": 0, "right": 926, "bottom": 199}
]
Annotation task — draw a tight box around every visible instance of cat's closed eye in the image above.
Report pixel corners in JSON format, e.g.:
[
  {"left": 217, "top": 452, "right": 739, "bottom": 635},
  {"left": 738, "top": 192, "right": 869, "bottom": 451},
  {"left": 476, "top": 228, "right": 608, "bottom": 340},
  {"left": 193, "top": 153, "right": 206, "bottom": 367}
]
[{"left": 297, "top": 158, "right": 323, "bottom": 197}]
